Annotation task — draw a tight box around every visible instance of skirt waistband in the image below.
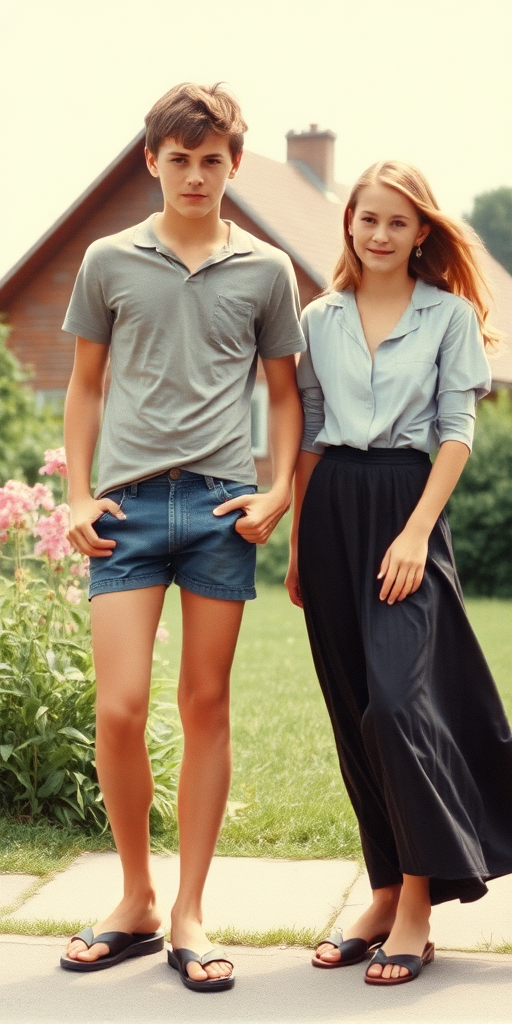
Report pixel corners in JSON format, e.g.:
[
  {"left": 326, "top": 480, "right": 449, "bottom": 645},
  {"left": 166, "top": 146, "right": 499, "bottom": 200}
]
[{"left": 323, "top": 445, "right": 431, "bottom": 466}]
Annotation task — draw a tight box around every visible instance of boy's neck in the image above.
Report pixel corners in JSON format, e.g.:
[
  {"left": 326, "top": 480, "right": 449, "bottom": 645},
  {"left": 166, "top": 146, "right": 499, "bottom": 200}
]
[{"left": 153, "top": 206, "right": 229, "bottom": 256}]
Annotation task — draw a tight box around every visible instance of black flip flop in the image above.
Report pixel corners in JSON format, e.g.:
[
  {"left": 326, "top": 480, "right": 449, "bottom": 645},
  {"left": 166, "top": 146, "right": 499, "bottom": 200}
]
[
  {"left": 312, "top": 929, "right": 389, "bottom": 968},
  {"left": 365, "top": 941, "right": 435, "bottom": 985},
  {"left": 167, "top": 946, "right": 235, "bottom": 991},
  {"left": 60, "top": 926, "right": 165, "bottom": 971}
]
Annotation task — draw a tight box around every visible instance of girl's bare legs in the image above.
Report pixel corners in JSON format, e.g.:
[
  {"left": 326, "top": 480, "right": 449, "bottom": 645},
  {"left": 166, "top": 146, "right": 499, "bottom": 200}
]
[
  {"left": 366, "top": 874, "right": 431, "bottom": 980},
  {"left": 170, "top": 590, "right": 245, "bottom": 984},
  {"left": 314, "top": 883, "right": 401, "bottom": 964},
  {"left": 65, "top": 586, "right": 166, "bottom": 962}
]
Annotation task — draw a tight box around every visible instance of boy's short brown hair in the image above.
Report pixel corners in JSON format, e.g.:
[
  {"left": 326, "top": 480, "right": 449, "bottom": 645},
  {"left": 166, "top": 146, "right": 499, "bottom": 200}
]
[{"left": 144, "top": 82, "right": 248, "bottom": 158}]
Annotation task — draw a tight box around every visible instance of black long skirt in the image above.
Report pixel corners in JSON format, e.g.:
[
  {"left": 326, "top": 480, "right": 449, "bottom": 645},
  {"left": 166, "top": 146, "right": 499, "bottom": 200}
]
[{"left": 298, "top": 446, "right": 512, "bottom": 905}]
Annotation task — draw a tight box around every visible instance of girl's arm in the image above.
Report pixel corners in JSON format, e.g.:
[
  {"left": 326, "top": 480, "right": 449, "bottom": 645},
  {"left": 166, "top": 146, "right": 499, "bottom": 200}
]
[
  {"left": 64, "top": 337, "right": 125, "bottom": 557},
  {"left": 285, "top": 449, "right": 322, "bottom": 607},
  {"left": 378, "top": 439, "right": 470, "bottom": 604}
]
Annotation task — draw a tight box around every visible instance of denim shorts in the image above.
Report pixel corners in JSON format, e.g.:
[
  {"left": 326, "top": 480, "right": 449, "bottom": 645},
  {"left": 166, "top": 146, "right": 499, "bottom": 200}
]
[{"left": 88, "top": 470, "right": 258, "bottom": 601}]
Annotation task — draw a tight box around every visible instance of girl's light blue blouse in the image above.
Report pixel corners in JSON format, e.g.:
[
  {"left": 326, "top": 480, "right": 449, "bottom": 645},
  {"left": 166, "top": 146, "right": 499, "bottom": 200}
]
[{"left": 298, "top": 278, "right": 491, "bottom": 455}]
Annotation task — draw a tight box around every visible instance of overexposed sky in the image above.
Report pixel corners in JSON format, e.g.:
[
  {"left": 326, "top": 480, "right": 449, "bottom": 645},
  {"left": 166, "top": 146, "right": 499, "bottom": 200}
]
[{"left": 0, "top": 0, "right": 511, "bottom": 279}]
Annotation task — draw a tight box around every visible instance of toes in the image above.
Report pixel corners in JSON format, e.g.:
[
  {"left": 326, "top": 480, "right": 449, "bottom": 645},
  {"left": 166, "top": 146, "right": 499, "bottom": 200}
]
[
  {"left": 75, "top": 942, "right": 110, "bottom": 962},
  {"left": 366, "top": 964, "right": 383, "bottom": 978},
  {"left": 186, "top": 963, "right": 209, "bottom": 983},
  {"left": 65, "top": 940, "right": 88, "bottom": 959},
  {"left": 186, "top": 961, "right": 232, "bottom": 983},
  {"left": 204, "top": 962, "right": 231, "bottom": 980},
  {"left": 315, "top": 943, "right": 340, "bottom": 962}
]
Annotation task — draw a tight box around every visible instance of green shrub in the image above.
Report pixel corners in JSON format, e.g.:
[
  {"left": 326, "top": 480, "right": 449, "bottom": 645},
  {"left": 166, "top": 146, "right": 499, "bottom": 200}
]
[
  {"left": 0, "top": 322, "right": 62, "bottom": 486},
  {"left": 448, "top": 391, "right": 512, "bottom": 597}
]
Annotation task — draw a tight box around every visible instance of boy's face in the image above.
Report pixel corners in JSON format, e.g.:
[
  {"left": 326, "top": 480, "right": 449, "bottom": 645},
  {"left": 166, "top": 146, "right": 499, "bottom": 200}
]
[{"left": 145, "top": 132, "right": 241, "bottom": 220}]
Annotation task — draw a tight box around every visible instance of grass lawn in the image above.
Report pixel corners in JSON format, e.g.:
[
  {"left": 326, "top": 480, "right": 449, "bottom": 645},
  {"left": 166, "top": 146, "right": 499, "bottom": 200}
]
[{"left": 1, "top": 588, "right": 510, "bottom": 873}]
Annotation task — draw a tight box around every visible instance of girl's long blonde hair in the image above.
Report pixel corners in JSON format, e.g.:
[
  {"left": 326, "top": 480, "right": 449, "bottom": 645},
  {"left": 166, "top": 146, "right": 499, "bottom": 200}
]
[{"left": 332, "top": 160, "right": 499, "bottom": 349}]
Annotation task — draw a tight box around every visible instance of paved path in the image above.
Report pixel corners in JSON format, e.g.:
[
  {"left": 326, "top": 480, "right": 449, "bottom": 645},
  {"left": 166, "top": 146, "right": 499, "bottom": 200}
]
[{"left": 1, "top": 853, "right": 512, "bottom": 1023}]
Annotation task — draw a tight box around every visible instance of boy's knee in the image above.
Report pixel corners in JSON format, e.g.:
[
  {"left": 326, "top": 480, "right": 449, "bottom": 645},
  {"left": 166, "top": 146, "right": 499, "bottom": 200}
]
[
  {"left": 178, "top": 681, "right": 229, "bottom": 723},
  {"left": 97, "top": 697, "right": 148, "bottom": 738}
]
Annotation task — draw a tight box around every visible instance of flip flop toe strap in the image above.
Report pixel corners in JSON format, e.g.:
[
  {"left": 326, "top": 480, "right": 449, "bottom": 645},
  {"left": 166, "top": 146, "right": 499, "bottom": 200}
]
[
  {"left": 369, "top": 948, "right": 422, "bottom": 977},
  {"left": 199, "top": 947, "right": 234, "bottom": 972}
]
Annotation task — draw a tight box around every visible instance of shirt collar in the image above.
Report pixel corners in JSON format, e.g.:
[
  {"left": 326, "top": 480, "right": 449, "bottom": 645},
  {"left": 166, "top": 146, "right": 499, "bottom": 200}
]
[
  {"left": 325, "top": 277, "right": 442, "bottom": 310},
  {"left": 324, "top": 278, "right": 443, "bottom": 345},
  {"left": 132, "top": 215, "right": 254, "bottom": 257}
]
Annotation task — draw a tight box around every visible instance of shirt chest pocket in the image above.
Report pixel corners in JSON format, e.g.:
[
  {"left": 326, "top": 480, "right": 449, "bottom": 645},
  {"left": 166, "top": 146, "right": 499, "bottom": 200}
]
[
  {"left": 210, "top": 295, "right": 255, "bottom": 356},
  {"left": 393, "top": 355, "right": 437, "bottom": 395}
]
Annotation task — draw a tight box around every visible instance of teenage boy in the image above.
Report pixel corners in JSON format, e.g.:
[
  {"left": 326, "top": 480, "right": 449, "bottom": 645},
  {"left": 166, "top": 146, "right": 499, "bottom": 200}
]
[{"left": 59, "top": 83, "right": 305, "bottom": 991}]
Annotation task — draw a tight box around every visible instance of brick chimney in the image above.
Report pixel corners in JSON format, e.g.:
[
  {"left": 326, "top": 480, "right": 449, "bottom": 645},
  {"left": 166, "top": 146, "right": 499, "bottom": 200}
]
[{"left": 286, "top": 124, "right": 337, "bottom": 192}]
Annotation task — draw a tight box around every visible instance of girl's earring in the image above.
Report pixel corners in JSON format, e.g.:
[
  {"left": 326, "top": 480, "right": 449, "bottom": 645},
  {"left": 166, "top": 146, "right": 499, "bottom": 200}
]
[{"left": 416, "top": 245, "right": 423, "bottom": 258}]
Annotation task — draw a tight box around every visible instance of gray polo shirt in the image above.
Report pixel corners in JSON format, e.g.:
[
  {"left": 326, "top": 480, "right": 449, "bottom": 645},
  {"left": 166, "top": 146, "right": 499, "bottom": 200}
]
[{"left": 63, "top": 216, "right": 305, "bottom": 496}]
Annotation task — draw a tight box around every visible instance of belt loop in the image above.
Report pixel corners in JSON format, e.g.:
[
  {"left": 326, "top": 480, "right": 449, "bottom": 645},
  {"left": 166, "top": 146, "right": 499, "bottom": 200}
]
[
  {"left": 130, "top": 483, "right": 137, "bottom": 497},
  {"left": 205, "top": 476, "right": 215, "bottom": 490}
]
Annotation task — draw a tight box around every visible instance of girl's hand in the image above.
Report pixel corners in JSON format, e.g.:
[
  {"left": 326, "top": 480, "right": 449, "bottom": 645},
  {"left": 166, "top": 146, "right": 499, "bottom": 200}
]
[
  {"left": 285, "top": 554, "right": 303, "bottom": 608},
  {"left": 377, "top": 523, "right": 429, "bottom": 604}
]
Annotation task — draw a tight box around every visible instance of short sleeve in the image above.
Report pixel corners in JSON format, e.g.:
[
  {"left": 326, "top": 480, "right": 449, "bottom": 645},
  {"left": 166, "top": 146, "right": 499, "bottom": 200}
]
[
  {"left": 436, "top": 301, "right": 491, "bottom": 451},
  {"left": 62, "top": 244, "right": 114, "bottom": 344},
  {"left": 256, "top": 257, "right": 305, "bottom": 358}
]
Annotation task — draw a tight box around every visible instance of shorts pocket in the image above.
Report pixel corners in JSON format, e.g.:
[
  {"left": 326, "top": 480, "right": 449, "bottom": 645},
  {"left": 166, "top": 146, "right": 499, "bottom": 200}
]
[
  {"left": 213, "top": 480, "right": 257, "bottom": 504},
  {"left": 97, "top": 488, "right": 126, "bottom": 522}
]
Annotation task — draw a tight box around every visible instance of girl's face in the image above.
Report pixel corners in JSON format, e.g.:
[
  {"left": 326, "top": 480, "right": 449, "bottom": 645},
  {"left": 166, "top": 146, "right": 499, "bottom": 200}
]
[{"left": 348, "top": 182, "right": 430, "bottom": 278}]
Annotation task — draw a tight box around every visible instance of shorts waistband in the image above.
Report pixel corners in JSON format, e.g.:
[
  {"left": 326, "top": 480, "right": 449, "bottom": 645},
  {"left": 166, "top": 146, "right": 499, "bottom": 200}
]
[{"left": 323, "top": 445, "right": 431, "bottom": 465}]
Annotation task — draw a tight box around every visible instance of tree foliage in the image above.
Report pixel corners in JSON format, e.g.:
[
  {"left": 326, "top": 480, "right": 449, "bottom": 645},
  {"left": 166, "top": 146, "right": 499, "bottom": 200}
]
[
  {"left": 465, "top": 187, "right": 512, "bottom": 275},
  {"left": 447, "top": 391, "right": 512, "bottom": 597},
  {"left": 0, "top": 321, "right": 63, "bottom": 485}
]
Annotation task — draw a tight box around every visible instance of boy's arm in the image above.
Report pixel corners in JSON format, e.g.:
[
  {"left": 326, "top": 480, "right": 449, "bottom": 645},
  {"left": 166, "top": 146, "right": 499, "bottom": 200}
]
[
  {"left": 64, "top": 338, "right": 125, "bottom": 557},
  {"left": 213, "top": 355, "right": 303, "bottom": 544}
]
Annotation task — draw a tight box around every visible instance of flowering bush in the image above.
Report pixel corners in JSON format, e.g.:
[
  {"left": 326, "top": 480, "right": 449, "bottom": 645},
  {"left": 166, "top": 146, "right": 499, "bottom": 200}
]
[{"left": 0, "top": 450, "right": 181, "bottom": 832}]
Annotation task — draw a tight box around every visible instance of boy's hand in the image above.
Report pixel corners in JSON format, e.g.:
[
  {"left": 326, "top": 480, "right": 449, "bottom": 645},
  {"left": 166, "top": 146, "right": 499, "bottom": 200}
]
[
  {"left": 377, "top": 522, "right": 429, "bottom": 605},
  {"left": 213, "top": 490, "right": 290, "bottom": 545},
  {"left": 67, "top": 496, "right": 126, "bottom": 557}
]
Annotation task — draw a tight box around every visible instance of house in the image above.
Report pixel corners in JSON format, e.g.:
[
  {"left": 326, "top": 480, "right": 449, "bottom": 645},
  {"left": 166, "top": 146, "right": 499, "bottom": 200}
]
[{"left": 1, "top": 126, "right": 511, "bottom": 483}]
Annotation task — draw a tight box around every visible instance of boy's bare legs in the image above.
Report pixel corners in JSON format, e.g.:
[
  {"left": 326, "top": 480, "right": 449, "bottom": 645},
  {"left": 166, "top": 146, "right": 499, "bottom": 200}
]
[
  {"left": 65, "top": 586, "right": 166, "bottom": 962},
  {"left": 170, "top": 589, "right": 245, "bottom": 983}
]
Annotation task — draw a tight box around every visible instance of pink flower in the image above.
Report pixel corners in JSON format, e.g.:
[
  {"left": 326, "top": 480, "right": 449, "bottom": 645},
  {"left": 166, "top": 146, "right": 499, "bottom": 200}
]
[
  {"left": 39, "top": 447, "right": 67, "bottom": 478},
  {"left": 31, "top": 483, "right": 55, "bottom": 511},
  {"left": 0, "top": 480, "right": 39, "bottom": 534},
  {"left": 34, "top": 504, "right": 73, "bottom": 561},
  {"left": 155, "top": 627, "right": 169, "bottom": 644},
  {"left": 65, "top": 585, "right": 82, "bottom": 605},
  {"left": 70, "top": 555, "right": 90, "bottom": 578}
]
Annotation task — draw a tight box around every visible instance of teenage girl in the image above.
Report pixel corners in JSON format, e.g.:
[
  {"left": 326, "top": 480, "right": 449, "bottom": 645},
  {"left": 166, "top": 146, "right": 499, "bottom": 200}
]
[{"left": 285, "top": 161, "right": 512, "bottom": 986}]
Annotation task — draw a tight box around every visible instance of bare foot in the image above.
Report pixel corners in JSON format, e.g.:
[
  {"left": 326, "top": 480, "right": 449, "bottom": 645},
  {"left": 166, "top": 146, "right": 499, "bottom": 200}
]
[
  {"left": 314, "top": 884, "right": 400, "bottom": 965},
  {"left": 170, "top": 913, "right": 232, "bottom": 984},
  {"left": 64, "top": 892, "right": 161, "bottom": 963}
]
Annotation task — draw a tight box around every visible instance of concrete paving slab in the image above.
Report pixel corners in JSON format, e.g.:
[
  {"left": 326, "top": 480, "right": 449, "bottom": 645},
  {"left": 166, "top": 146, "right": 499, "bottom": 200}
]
[
  {"left": 1, "top": 938, "right": 512, "bottom": 1024},
  {"left": 0, "top": 874, "right": 37, "bottom": 912},
  {"left": 335, "top": 870, "right": 512, "bottom": 952},
  {"left": 7, "top": 853, "right": 359, "bottom": 935}
]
